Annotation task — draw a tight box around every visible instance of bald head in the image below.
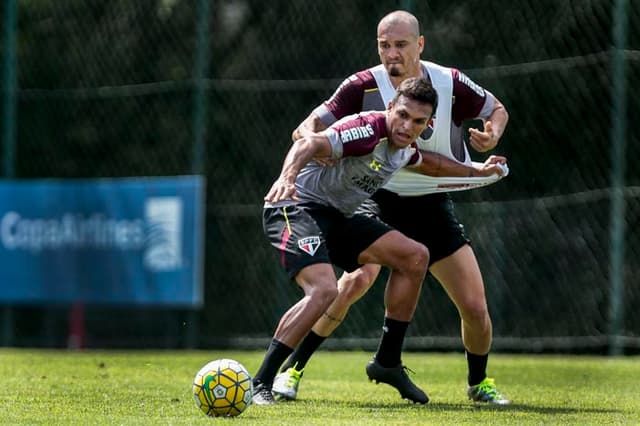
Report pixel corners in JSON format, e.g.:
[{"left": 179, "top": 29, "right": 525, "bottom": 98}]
[
  {"left": 376, "top": 10, "right": 424, "bottom": 81},
  {"left": 377, "top": 10, "right": 420, "bottom": 38}
]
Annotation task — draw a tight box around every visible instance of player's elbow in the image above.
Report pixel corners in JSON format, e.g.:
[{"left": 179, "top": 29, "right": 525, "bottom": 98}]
[
  {"left": 500, "top": 106, "right": 510, "bottom": 125},
  {"left": 291, "top": 126, "right": 302, "bottom": 142},
  {"left": 494, "top": 100, "right": 510, "bottom": 124}
]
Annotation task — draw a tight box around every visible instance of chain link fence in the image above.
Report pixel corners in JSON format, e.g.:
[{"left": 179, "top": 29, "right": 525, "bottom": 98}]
[{"left": 1, "top": 0, "right": 638, "bottom": 353}]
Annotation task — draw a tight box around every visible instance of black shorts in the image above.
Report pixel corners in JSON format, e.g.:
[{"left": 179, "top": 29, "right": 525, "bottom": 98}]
[
  {"left": 263, "top": 202, "right": 393, "bottom": 279},
  {"left": 370, "top": 189, "right": 471, "bottom": 265}
]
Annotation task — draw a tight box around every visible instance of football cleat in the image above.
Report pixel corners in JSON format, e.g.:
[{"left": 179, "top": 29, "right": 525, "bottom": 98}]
[
  {"left": 366, "top": 358, "right": 429, "bottom": 404},
  {"left": 467, "top": 377, "right": 510, "bottom": 405},
  {"left": 272, "top": 366, "right": 304, "bottom": 400},
  {"left": 251, "top": 382, "right": 276, "bottom": 405}
]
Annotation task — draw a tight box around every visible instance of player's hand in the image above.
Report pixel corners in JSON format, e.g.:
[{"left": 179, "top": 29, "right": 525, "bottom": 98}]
[
  {"left": 264, "top": 178, "right": 298, "bottom": 203},
  {"left": 473, "top": 155, "right": 508, "bottom": 177},
  {"left": 469, "top": 121, "right": 499, "bottom": 152}
]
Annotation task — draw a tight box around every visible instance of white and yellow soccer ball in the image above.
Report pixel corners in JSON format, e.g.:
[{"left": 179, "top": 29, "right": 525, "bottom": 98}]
[{"left": 192, "top": 358, "right": 253, "bottom": 417}]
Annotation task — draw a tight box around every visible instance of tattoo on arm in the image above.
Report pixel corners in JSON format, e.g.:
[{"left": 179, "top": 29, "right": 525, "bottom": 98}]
[{"left": 323, "top": 311, "right": 343, "bottom": 323}]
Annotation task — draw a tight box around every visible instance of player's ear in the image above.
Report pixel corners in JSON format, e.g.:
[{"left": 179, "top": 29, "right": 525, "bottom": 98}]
[
  {"left": 387, "top": 101, "right": 393, "bottom": 111},
  {"left": 418, "top": 35, "right": 425, "bottom": 54}
]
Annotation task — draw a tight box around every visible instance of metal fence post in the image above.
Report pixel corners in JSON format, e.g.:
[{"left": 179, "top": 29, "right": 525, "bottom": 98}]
[
  {"left": 2, "top": 0, "right": 18, "bottom": 348},
  {"left": 187, "top": 0, "right": 212, "bottom": 349},
  {"left": 192, "top": 0, "right": 211, "bottom": 176},
  {"left": 2, "top": 0, "right": 16, "bottom": 178},
  {"left": 608, "top": 0, "right": 628, "bottom": 356}
]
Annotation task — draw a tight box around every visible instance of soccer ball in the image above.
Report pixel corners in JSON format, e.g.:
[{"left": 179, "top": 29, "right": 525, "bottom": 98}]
[{"left": 192, "top": 358, "right": 253, "bottom": 417}]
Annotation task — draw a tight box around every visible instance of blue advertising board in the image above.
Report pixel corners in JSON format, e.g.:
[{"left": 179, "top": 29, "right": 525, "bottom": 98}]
[{"left": 0, "top": 176, "right": 204, "bottom": 306}]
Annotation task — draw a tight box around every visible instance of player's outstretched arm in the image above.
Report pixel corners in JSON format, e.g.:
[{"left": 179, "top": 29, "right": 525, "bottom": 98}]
[
  {"left": 409, "top": 151, "right": 508, "bottom": 177},
  {"left": 265, "top": 134, "right": 332, "bottom": 203}
]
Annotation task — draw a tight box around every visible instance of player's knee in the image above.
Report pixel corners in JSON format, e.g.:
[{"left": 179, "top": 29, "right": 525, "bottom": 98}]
[
  {"left": 312, "top": 281, "right": 339, "bottom": 308},
  {"left": 338, "top": 269, "right": 374, "bottom": 303},
  {"left": 461, "top": 300, "right": 491, "bottom": 326},
  {"left": 403, "top": 242, "right": 429, "bottom": 278}
]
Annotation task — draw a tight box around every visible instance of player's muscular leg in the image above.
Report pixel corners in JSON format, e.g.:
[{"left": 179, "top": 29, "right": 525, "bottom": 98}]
[
  {"left": 429, "top": 244, "right": 492, "bottom": 354},
  {"left": 273, "top": 263, "right": 338, "bottom": 348},
  {"left": 359, "top": 231, "right": 429, "bottom": 321},
  {"left": 311, "top": 264, "right": 382, "bottom": 337}
]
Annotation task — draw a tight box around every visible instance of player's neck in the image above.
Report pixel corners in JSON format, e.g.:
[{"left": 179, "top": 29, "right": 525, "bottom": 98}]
[{"left": 387, "top": 139, "right": 406, "bottom": 152}]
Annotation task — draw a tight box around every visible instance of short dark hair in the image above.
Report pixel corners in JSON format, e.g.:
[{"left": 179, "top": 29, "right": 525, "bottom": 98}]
[{"left": 391, "top": 77, "right": 438, "bottom": 113}]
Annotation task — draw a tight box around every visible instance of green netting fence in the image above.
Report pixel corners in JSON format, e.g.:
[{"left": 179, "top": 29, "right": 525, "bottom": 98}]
[{"left": 1, "top": 0, "right": 638, "bottom": 354}]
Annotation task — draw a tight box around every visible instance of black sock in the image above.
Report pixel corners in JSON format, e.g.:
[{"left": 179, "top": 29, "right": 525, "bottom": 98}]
[
  {"left": 466, "top": 351, "right": 488, "bottom": 386},
  {"left": 281, "top": 330, "right": 326, "bottom": 372},
  {"left": 253, "top": 339, "right": 293, "bottom": 388},
  {"left": 374, "top": 317, "right": 409, "bottom": 367}
]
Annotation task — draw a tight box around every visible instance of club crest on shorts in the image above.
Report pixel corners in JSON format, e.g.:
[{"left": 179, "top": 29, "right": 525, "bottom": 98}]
[{"left": 298, "top": 236, "right": 321, "bottom": 256}]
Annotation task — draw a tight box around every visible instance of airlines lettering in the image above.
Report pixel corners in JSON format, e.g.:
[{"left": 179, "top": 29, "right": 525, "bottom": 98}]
[
  {"left": 340, "top": 124, "right": 374, "bottom": 143},
  {"left": 1, "top": 211, "right": 145, "bottom": 252},
  {"left": 457, "top": 72, "right": 485, "bottom": 97}
]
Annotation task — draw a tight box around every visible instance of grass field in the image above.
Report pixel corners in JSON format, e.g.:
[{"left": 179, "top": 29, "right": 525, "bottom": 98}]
[{"left": 0, "top": 349, "right": 638, "bottom": 425}]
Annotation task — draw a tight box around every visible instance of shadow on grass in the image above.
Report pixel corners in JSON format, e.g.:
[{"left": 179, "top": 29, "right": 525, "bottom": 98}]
[
  {"left": 298, "top": 399, "right": 621, "bottom": 415},
  {"left": 436, "top": 402, "right": 620, "bottom": 415}
]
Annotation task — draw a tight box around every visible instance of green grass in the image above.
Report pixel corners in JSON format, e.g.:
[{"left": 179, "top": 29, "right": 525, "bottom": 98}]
[{"left": 0, "top": 349, "right": 638, "bottom": 425}]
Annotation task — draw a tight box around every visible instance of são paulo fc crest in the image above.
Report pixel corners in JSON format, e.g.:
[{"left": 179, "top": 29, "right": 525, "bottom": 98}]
[{"left": 298, "top": 236, "right": 321, "bottom": 256}]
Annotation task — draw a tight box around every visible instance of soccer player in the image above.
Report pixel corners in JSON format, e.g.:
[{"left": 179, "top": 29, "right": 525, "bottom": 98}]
[
  {"left": 254, "top": 78, "right": 507, "bottom": 405},
  {"left": 272, "top": 10, "right": 511, "bottom": 405}
]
